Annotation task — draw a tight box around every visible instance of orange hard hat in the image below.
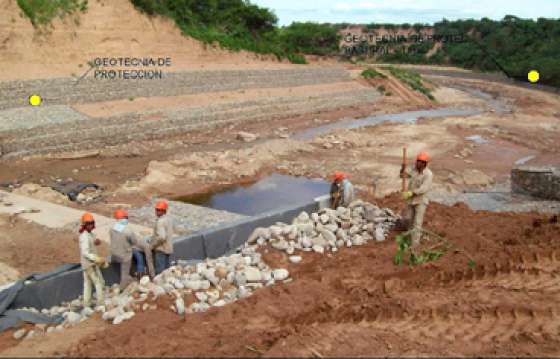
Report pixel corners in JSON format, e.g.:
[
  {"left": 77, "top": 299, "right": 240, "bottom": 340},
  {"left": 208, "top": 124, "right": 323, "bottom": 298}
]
[
  {"left": 155, "top": 200, "right": 168, "bottom": 211},
  {"left": 114, "top": 209, "right": 128, "bottom": 220},
  {"left": 333, "top": 171, "right": 347, "bottom": 181},
  {"left": 81, "top": 212, "right": 95, "bottom": 224},
  {"left": 416, "top": 152, "right": 430, "bottom": 162}
]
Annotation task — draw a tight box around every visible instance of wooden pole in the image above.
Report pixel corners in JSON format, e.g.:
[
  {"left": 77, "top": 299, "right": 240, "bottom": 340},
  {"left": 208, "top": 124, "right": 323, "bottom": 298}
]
[{"left": 401, "top": 147, "right": 407, "bottom": 192}]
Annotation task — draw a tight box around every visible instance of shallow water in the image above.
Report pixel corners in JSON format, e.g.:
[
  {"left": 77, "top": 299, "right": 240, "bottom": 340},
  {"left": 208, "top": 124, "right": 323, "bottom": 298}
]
[
  {"left": 293, "top": 107, "right": 484, "bottom": 140},
  {"left": 177, "top": 173, "right": 330, "bottom": 215}
]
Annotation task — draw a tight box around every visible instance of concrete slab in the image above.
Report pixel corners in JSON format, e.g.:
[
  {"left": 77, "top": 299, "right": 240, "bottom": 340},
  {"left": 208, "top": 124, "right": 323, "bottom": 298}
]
[{"left": 0, "top": 191, "right": 151, "bottom": 243}]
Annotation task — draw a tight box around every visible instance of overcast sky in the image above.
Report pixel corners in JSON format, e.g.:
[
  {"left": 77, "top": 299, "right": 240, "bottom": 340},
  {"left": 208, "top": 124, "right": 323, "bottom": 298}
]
[{"left": 251, "top": 0, "right": 560, "bottom": 25}]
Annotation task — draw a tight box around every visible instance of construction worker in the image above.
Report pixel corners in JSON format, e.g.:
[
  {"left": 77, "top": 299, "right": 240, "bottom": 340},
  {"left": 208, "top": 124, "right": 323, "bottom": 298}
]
[
  {"left": 400, "top": 151, "right": 433, "bottom": 246},
  {"left": 149, "top": 200, "right": 174, "bottom": 275},
  {"left": 79, "top": 213, "right": 107, "bottom": 308},
  {"left": 109, "top": 209, "right": 142, "bottom": 289},
  {"left": 330, "top": 171, "right": 355, "bottom": 209}
]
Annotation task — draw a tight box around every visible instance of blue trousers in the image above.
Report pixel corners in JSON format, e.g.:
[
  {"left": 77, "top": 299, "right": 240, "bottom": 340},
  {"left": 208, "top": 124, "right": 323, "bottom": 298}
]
[
  {"left": 154, "top": 252, "right": 170, "bottom": 275},
  {"left": 132, "top": 249, "right": 146, "bottom": 274}
]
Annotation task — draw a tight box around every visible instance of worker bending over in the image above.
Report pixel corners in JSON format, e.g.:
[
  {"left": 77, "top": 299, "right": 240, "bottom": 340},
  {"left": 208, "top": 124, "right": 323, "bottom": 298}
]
[
  {"left": 79, "top": 213, "right": 107, "bottom": 308},
  {"left": 149, "top": 201, "right": 175, "bottom": 274},
  {"left": 110, "top": 209, "right": 143, "bottom": 289},
  {"left": 330, "top": 172, "right": 354, "bottom": 209},
  {"left": 400, "top": 151, "right": 433, "bottom": 246}
]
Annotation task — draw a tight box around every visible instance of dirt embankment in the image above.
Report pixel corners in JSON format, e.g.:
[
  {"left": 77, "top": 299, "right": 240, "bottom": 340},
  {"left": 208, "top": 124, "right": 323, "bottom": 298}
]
[
  {"left": 46, "top": 193, "right": 560, "bottom": 357},
  {"left": 0, "top": 0, "right": 290, "bottom": 81}
]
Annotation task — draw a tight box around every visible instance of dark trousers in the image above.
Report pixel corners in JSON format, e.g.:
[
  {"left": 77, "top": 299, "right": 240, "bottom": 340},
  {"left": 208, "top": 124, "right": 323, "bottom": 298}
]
[{"left": 154, "top": 251, "right": 170, "bottom": 275}]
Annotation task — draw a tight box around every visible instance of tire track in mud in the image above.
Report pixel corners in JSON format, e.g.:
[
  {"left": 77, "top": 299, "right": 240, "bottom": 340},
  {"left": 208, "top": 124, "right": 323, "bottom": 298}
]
[{"left": 282, "top": 247, "right": 560, "bottom": 354}]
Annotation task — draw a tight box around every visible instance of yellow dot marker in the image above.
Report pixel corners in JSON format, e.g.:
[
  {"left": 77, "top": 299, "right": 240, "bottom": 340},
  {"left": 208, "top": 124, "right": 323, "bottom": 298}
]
[
  {"left": 528, "top": 70, "right": 540, "bottom": 83},
  {"left": 29, "top": 94, "right": 42, "bottom": 106}
]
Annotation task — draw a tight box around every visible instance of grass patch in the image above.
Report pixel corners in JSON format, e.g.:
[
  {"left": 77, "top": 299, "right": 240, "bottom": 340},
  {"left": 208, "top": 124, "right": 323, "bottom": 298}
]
[
  {"left": 383, "top": 66, "right": 435, "bottom": 100},
  {"left": 17, "top": 0, "right": 88, "bottom": 27},
  {"left": 394, "top": 232, "right": 448, "bottom": 266},
  {"left": 361, "top": 67, "right": 387, "bottom": 79}
]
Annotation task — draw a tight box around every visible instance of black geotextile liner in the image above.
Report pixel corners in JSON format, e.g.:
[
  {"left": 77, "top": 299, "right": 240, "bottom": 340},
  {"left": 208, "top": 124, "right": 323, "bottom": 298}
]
[{"left": 1, "top": 199, "right": 320, "bottom": 330}]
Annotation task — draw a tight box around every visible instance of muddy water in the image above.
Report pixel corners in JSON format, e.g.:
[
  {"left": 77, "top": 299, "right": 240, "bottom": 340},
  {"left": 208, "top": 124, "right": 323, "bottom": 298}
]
[
  {"left": 292, "top": 107, "right": 484, "bottom": 140},
  {"left": 177, "top": 173, "right": 330, "bottom": 215},
  {"left": 292, "top": 86, "right": 509, "bottom": 141}
]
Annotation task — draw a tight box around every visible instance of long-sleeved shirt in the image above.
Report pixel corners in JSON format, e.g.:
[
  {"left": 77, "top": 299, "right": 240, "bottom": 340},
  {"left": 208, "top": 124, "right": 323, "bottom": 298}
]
[
  {"left": 403, "top": 168, "right": 433, "bottom": 205},
  {"left": 152, "top": 215, "right": 174, "bottom": 255},
  {"left": 79, "top": 231, "right": 99, "bottom": 270},
  {"left": 110, "top": 222, "right": 139, "bottom": 262},
  {"left": 330, "top": 179, "right": 355, "bottom": 208}
]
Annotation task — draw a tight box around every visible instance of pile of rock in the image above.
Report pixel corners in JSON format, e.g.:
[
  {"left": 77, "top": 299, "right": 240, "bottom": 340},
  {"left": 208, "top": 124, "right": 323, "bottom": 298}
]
[
  {"left": 12, "top": 200, "right": 396, "bottom": 340},
  {"left": 13, "top": 247, "right": 291, "bottom": 339},
  {"left": 247, "top": 200, "right": 397, "bottom": 255}
]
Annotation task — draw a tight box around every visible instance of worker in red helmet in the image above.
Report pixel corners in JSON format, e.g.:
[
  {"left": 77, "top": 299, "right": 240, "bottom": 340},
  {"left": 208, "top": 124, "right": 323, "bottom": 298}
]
[
  {"left": 148, "top": 200, "right": 175, "bottom": 274},
  {"left": 400, "top": 151, "right": 433, "bottom": 246},
  {"left": 79, "top": 213, "right": 107, "bottom": 308},
  {"left": 330, "top": 171, "right": 355, "bottom": 209},
  {"left": 109, "top": 208, "right": 144, "bottom": 289}
]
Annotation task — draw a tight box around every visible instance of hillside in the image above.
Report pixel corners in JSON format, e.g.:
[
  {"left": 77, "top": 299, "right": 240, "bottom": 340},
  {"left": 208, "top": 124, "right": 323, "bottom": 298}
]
[{"left": 0, "top": 0, "right": 289, "bottom": 81}]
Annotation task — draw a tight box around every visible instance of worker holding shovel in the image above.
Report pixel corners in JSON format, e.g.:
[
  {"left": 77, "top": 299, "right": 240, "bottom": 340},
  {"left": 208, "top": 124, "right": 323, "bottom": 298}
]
[
  {"left": 400, "top": 151, "right": 433, "bottom": 247},
  {"left": 79, "top": 213, "right": 108, "bottom": 308}
]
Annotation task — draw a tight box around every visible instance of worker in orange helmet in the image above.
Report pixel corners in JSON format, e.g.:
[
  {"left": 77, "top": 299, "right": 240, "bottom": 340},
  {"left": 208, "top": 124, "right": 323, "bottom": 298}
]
[
  {"left": 400, "top": 151, "right": 433, "bottom": 247},
  {"left": 330, "top": 171, "right": 355, "bottom": 209},
  {"left": 147, "top": 200, "right": 175, "bottom": 274},
  {"left": 79, "top": 213, "right": 107, "bottom": 308},
  {"left": 109, "top": 208, "right": 144, "bottom": 289}
]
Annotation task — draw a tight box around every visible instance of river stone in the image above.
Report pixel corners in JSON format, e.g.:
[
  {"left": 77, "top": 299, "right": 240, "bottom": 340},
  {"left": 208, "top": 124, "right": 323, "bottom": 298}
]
[
  {"left": 238, "top": 286, "right": 251, "bottom": 298},
  {"left": 312, "top": 245, "right": 325, "bottom": 254},
  {"left": 286, "top": 246, "right": 295, "bottom": 255},
  {"left": 63, "top": 311, "right": 82, "bottom": 325},
  {"left": 102, "top": 307, "right": 122, "bottom": 321},
  {"left": 352, "top": 235, "right": 365, "bottom": 246},
  {"left": 272, "top": 269, "right": 289, "bottom": 281},
  {"left": 271, "top": 239, "right": 289, "bottom": 251},
  {"left": 13, "top": 329, "right": 26, "bottom": 340},
  {"left": 336, "top": 239, "right": 344, "bottom": 248},
  {"left": 192, "top": 302, "right": 210, "bottom": 313},
  {"left": 139, "top": 276, "right": 150, "bottom": 286},
  {"left": 296, "top": 222, "right": 314, "bottom": 235},
  {"left": 289, "top": 255, "right": 302, "bottom": 263},
  {"left": 215, "top": 267, "right": 228, "bottom": 279},
  {"left": 175, "top": 297, "right": 185, "bottom": 315},
  {"left": 301, "top": 236, "right": 312, "bottom": 248},
  {"left": 81, "top": 307, "right": 94, "bottom": 317},
  {"left": 195, "top": 292, "right": 208, "bottom": 302},
  {"left": 46, "top": 326, "right": 55, "bottom": 334},
  {"left": 319, "top": 229, "right": 336, "bottom": 243},
  {"left": 375, "top": 226, "right": 386, "bottom": 242},
  {"left": 311, "top": 234, "right": 327, "bottom": 247},
  {"left": 24, "top": 330, "right": 35, "bottom": 340},
  {"left": 311, "top": 212, "right": 320, "bottom": 223},
  {"left": 243, "top": 267, "right": 262, "bottom": 282},
  {"left": 213, "top": 300, "right": 227, "bottom": 307},
  {"left": 346, "top": 240, "right": 352, "bottom": 247},
  {"left": 297, "top": 212, "right": 310, "bottom": 223},
  {"left": 199, "top": 280, "right": 211, "bottom": 290}
]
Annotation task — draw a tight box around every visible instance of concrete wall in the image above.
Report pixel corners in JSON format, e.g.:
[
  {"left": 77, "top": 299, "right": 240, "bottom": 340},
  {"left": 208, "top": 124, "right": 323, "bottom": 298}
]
[
  {"left": 8, "top": 198, "right": 322, "bottom": 310},
  {"left": 511, "top": 166, "right": 560, "bottom": 200}
]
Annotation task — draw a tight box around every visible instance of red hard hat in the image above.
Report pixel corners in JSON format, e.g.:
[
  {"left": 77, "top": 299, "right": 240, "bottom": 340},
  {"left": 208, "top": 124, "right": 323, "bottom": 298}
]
[
  {"left": 81, "top": 212, "right": 95, "bottom": 224},
  {"left": 114, "top": 209, "right": 128, "bottom": 219},
  {"left": 333, "top": 171, "right": 347, "bottom": 181},
  {"left": 155, "top": 200, "right": 168, "bottom": 211},
  {"left": 416, "top": 152, "right": 430, "bottom": 162}
]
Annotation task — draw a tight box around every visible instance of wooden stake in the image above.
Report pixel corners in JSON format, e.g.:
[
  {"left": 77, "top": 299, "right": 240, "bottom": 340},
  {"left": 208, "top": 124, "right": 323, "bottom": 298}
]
[{"left": 401, "top": 147, "right": 407, "bottom": 192}]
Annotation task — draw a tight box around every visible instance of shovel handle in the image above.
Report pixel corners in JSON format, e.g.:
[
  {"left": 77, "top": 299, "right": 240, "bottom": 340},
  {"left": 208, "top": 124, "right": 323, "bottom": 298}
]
[{"left": 401, "top": 147, "right": 407, "bottom": 192}]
